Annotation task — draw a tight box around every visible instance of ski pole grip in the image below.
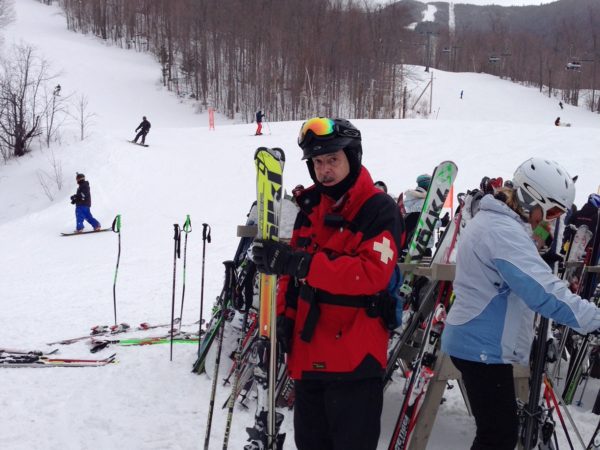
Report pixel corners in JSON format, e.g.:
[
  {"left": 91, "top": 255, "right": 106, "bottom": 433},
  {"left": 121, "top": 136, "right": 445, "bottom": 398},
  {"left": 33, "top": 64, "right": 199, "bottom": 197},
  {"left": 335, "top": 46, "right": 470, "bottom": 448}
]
[
  {"left": 173, "top": 224, "right": 181, "bottom": 258},
  {"left": 183, "top": 215, "right": 192, "bottom": 233},
  {"left": 112, "top": 214, "right": 121, "bottom": 233},
  {"left": 202, "top": 223, "right": 212, "bottom": 243}
]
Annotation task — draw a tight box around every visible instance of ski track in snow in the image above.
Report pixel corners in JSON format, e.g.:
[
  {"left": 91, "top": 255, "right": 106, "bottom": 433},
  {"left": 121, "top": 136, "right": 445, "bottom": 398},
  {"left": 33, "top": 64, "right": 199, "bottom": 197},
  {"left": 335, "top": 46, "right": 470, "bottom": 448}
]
[{"left": 2, "top": 1, "right": 600, "bottom": 449}]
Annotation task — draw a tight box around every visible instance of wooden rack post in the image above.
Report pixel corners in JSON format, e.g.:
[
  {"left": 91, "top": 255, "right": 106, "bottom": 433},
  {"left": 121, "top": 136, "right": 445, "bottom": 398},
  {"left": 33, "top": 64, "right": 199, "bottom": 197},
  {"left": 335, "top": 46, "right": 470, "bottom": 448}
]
[{"left": 397, "top": 261, "right": 530, "bottom": 450}]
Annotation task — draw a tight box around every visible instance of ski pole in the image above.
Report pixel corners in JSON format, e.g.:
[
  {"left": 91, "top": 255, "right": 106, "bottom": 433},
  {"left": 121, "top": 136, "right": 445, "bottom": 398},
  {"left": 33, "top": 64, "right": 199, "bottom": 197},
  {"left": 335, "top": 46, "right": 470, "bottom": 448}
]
[
  {"left": 204, "top": 260, "right": 235, "bottom": 450},
  {"left": 198, "top": 223, "right": 211, "bottom": 340},
  {"left": 576, "top": 370, "right": 590, "bottom": 407},
  {"left": 170, "top": 224, "right": 181, "bottom": 362},
  {"left": 265, "top": 117, "right": 272, "bottom": 135},
  {"left": 178, "top": 215, "right": 192, "bottom": 331},
  {"left": 111, "top": 214, "right": 122, "bottom": 327}
]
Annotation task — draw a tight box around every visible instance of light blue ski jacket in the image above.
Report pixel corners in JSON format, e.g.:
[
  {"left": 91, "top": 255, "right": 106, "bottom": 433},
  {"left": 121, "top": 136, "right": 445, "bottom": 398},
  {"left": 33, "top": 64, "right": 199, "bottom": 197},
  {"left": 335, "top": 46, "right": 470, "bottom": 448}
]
[{"left": 442, "top": 195, "right": 600, "bottom": 365}]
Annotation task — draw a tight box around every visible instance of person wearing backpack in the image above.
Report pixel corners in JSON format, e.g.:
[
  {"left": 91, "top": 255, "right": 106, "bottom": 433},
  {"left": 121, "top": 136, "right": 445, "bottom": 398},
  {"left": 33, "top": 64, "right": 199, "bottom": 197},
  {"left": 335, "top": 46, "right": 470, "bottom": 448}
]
[{"left": 252, "top": 117, "right": 403, "bottom": 450}]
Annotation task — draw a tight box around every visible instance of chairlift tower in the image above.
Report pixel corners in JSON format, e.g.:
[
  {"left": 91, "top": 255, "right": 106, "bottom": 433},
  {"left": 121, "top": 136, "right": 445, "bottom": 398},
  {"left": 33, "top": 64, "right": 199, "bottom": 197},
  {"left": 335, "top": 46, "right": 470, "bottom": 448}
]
[{"left": 419, "top": 26, "right": 439, "bottom": 73}]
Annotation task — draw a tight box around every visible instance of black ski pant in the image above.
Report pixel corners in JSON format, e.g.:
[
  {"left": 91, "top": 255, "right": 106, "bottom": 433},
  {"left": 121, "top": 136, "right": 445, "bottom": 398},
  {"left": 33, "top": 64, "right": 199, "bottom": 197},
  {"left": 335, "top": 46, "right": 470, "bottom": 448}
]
[
  {"left": 294, "top": 377, "right": 383, "bottom": 450},
  {"left": 134, "top": 130, "right": 148, "bottom": 144},
  {"left": 451, "top": 356, "right": 519, "bottom": 450}
]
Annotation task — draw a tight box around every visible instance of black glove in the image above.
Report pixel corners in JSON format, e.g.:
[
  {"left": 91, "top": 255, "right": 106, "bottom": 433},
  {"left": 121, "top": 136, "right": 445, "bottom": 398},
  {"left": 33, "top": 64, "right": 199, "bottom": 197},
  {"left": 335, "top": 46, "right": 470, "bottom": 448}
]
[
  {"left": 70, "top": 195, "right": 78, "bottom": 205},
  {"left": 541, "top": 251, "right": 563, "bottom": 269},
  {"left": 252, "top": 239, "right": 312, "bottom": 278},
  {"left": 277, "top": 315, "right": 294, "bottom": 354}
]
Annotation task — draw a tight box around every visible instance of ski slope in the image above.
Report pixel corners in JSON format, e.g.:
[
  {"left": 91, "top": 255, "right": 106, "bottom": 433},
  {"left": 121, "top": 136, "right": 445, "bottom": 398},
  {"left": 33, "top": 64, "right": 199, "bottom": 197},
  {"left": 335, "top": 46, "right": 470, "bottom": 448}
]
[{"left": 1, "top": 1, "right": 600, "bottom": 449}]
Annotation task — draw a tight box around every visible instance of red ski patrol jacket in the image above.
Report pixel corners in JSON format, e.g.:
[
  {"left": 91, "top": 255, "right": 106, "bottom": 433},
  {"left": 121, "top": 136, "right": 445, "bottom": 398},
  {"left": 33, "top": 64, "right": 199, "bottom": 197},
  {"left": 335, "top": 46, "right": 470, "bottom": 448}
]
[{"left": 277, "top": 167, "right": 403, "bottom": 380}]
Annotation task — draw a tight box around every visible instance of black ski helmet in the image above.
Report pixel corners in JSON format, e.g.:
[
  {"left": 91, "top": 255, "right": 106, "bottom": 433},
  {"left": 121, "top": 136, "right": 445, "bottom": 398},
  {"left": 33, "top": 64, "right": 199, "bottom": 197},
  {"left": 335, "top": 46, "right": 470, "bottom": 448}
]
[
  {"left": 76, "top": 172, "right": 85, "bottom": 181},
  {"left": 298, "top": 117, "right": 362, "bottom": 162}
]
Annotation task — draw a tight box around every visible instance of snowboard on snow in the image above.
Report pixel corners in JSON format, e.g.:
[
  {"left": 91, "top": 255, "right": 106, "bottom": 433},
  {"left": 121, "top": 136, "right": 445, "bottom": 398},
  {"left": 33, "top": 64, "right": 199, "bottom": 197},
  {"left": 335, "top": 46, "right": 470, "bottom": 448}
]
[
  {"left": 61, "top": 228, "right": 111, "bottom": 236},
  {"left": 128, "top": 140, "right": 149, "bottom": 147}
]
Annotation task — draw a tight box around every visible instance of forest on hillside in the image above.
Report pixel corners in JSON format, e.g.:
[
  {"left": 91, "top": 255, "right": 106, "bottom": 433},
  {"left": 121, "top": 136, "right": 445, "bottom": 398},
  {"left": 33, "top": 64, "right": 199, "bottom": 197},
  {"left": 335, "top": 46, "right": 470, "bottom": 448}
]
[
  {"left": 52, "top": 0, "right": 600, "bottom": 120},
  {"left": 424, "top": 0, "right": 600, "bottom": 110}
]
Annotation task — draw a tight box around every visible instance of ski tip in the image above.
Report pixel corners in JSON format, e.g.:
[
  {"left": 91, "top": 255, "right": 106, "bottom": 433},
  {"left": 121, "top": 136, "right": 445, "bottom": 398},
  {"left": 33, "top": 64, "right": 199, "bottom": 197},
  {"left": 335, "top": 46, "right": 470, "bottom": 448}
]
[
  {"left": 254, "top": 147, "right": 270, "bottom": 159},
  {"left": 254, "top": 147, "right": 285, "bottom": 162},
  {"left": 271, "top": 147, "right": 286, "bottom": 162}
]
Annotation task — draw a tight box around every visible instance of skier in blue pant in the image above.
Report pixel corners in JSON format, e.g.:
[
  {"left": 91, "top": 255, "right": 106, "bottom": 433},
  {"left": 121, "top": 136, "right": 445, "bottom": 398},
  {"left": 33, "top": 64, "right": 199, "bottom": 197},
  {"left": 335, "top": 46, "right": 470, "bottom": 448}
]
[{"left": 70, "top": 173, "right": 101, "bottom": 233}]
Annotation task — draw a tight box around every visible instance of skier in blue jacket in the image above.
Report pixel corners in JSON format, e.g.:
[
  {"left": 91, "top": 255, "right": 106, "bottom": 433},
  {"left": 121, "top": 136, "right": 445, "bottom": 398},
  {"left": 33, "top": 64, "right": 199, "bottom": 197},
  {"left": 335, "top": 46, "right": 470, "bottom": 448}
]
[{"left": 442, "top": 157, "right": 600, "bottom": 450}]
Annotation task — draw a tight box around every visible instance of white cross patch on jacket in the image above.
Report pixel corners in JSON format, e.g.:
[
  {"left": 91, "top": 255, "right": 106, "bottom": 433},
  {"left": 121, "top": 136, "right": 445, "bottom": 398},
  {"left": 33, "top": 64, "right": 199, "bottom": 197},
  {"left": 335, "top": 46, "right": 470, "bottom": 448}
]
[{"left": 373, "top": 237, "right": 393, "bottom": 264}]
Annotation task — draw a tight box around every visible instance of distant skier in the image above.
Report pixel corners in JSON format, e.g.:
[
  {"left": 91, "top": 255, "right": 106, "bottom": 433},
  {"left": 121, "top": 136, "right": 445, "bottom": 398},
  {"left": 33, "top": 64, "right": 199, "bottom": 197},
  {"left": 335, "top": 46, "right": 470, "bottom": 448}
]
[
  {"left": 559, "top": 101, "right": 564, "bottom": 110},
  {"left": 133, "top": 116, "right": 151, "bottom": 145},
  {"left": 460, "top": 90, "right": 464, "bottom": 99},
  {"left": 255, "top": 110, "right": 265, "bottom": 135},
  {"left": 555, "top": 117, "right": 561, "bottom": 126},
  {"left": 70, "top": 173, "right": 101, "bottom": 233}
]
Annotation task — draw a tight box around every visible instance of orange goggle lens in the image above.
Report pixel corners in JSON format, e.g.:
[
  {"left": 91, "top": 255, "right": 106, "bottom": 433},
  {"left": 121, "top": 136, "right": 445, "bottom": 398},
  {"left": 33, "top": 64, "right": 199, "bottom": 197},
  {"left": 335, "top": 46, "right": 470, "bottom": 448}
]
[
  {"left": 298, "top": 117, "right": 335, "bottom": 145},
  {"left": 545, "top": 206, "right": 565, "bottom": 221}
]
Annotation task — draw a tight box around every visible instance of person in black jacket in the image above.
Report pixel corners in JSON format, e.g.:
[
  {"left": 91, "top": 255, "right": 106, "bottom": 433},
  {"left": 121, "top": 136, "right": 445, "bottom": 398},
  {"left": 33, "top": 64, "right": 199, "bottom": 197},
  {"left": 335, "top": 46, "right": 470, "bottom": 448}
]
[
  {"left": 70, "top": 173, "right": 101, "bottom": 232},
  {"left": 133, "top": 116, "right": 151, "bottom": 144}
]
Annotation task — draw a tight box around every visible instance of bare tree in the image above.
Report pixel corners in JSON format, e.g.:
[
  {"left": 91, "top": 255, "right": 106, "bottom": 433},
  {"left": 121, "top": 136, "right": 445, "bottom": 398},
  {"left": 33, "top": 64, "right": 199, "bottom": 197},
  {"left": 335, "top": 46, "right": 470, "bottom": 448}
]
[
  {"left": 0, "top": 44, "right": 55, "bottom": 158},
  {"left": 42, "top": 82, "right": 71, "bottom": 147},
  {"left": 70, "top": 93, "right": 95, "bottom": 140},
  {"left": 36, "top": 149, "right": 64, "bottom": 201},
  {"left": 0, "top": 0, "right": 15, "bottom": 28}
]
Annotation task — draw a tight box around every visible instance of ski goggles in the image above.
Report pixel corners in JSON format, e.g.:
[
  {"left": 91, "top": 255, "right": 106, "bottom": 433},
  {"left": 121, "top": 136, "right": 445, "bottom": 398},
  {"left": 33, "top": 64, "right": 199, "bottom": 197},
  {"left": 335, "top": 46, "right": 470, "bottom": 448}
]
[
  {"left": 517, "top": 187, "right": 566, "bottom": 221},
  {"left": 298, "top": 117, "right": 336, "bottom": 146}
]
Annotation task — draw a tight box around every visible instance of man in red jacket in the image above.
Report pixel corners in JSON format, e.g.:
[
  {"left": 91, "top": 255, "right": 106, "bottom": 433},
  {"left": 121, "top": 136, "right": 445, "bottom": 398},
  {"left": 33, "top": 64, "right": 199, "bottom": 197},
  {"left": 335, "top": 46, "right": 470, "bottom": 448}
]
[{"left": 253, "top": 117, "right": 403, "bottom": 450}]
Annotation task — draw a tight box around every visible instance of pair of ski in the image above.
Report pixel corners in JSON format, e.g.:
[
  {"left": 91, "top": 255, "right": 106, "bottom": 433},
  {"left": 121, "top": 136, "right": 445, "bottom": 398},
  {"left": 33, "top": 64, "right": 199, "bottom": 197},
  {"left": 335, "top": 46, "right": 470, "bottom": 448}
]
[
  {"left": 1, "top": 348, "right": 59, "bottom": 357},
  {"left": 386, "top": 161, "right": 460, "bottom": 450},
  {"left": 90, "top": 332, "right": 199, "bottom": 353},
  {"left": 0, "top": 352, "right": 116, "bottom": 368},
  {"left": 520, "top": 219, "right": 600, "bottom": 449},
  {"left": 561, "top": 222, "right": 600, "bottom": 405},
  {"left": 47, "top": 319, "right": 191, "bottom": 346},
  {"left": 201, "top": 148, "right": 286, "bottom": 450}
]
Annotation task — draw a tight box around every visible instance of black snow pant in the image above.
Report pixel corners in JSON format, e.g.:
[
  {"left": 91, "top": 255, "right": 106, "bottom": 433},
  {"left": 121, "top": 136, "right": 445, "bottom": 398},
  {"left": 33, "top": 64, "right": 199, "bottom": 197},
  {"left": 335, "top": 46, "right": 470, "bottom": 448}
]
[
  {"left": 134, "top": 130, "right": 148, "bottom": 144},
  {"left": 294, "top": 377, "right": 383, "bottom": 450},
  {"left": 451, "top": 356, "right": 519, "bottom": 450}
]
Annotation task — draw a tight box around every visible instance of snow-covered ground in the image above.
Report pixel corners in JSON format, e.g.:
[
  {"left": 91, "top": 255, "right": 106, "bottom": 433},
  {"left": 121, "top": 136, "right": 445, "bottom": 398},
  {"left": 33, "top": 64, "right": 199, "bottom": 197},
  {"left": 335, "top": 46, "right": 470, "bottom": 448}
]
[{"left": 1, "top": 1, "right": 600, "bottom": 449}]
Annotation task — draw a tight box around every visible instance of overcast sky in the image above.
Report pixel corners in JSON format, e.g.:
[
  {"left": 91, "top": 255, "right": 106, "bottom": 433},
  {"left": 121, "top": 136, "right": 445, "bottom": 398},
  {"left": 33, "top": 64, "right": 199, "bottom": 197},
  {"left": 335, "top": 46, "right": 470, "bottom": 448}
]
[{"left": 369, "top": 0, "right": 553, "bottom": 6}]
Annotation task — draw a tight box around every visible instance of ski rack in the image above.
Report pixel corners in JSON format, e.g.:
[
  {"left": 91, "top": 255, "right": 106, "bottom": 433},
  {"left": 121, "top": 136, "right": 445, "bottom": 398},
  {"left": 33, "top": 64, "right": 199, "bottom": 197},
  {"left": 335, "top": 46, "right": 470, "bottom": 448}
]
[
  {"left": 396, "top": 261, "right": 531, "bottom": 450},
  {"left": 237, "top": 225, "right": 258, "bottom": 238}
]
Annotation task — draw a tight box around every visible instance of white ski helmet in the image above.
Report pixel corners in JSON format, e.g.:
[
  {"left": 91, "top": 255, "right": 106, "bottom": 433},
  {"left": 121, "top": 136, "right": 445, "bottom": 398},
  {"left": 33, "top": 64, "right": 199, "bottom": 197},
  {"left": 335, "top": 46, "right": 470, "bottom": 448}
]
[{"left": 513, "top": 157, "right": 575, "bottom": 220}]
